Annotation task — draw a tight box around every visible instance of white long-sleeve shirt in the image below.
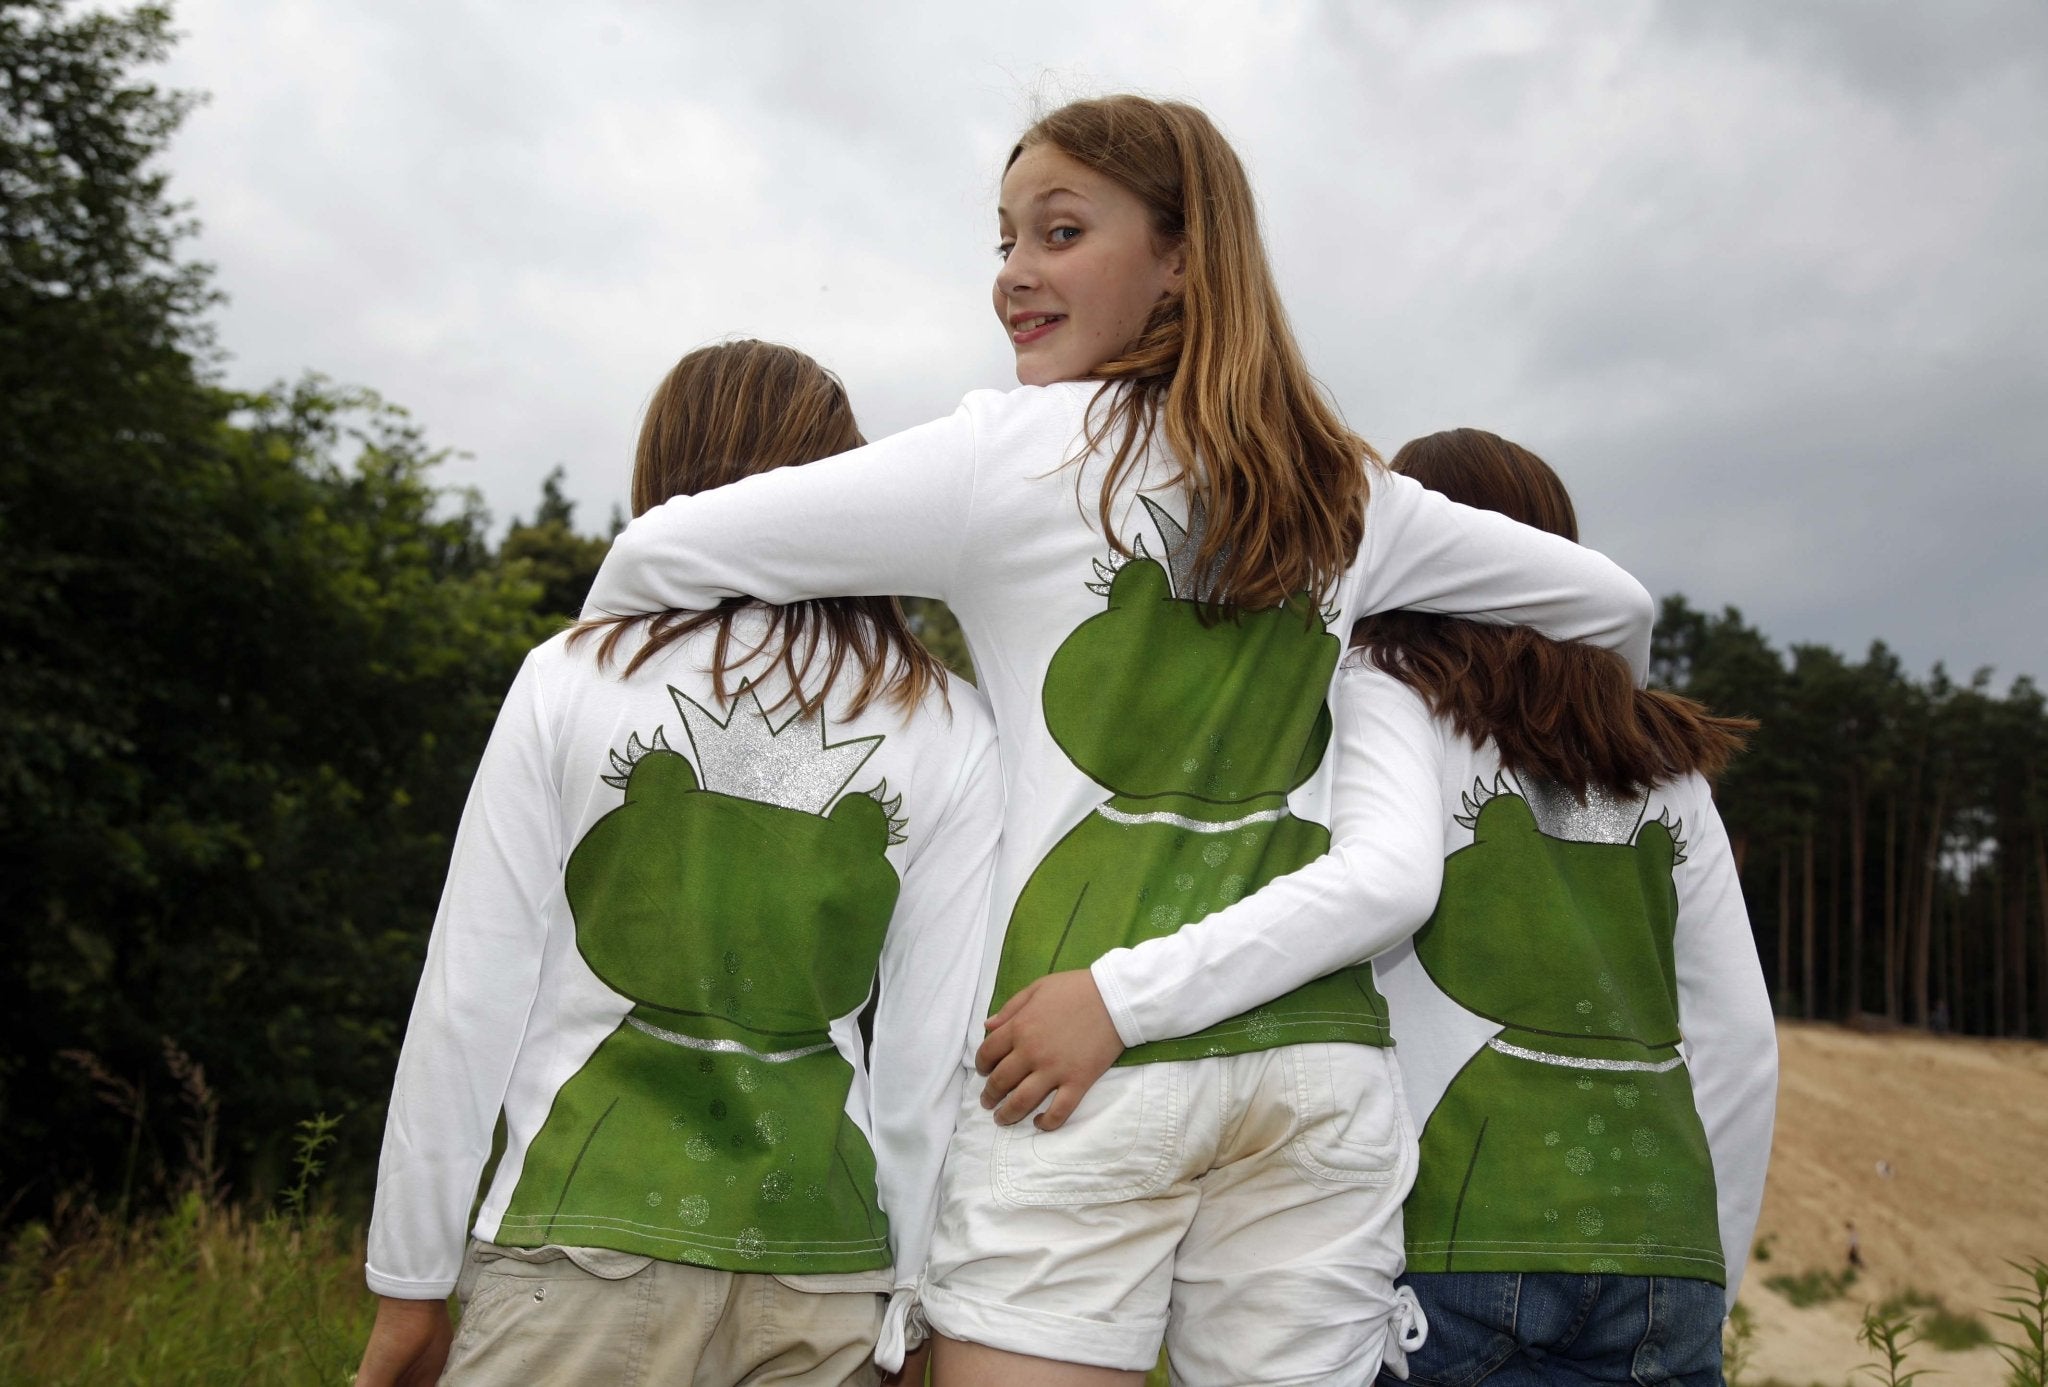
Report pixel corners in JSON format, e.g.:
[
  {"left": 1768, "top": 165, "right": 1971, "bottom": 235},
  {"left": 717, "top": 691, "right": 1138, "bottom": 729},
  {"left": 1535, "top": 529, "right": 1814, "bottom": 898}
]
[
  {"left": 584, "top": 381, "right": 1655, "bottom": 1061},
  {"left": 365, "top": 618, "right": 1000, "bottom": 1360},
  {"left": 1081, "top": 661, "right": 1777, "bottom": 1305}
]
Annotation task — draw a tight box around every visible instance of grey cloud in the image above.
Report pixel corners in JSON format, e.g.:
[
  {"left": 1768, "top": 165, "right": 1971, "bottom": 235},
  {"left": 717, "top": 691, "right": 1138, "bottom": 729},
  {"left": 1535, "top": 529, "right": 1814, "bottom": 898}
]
[{"left": 157, "top": 0, "right": 2046, "bottom": 685}]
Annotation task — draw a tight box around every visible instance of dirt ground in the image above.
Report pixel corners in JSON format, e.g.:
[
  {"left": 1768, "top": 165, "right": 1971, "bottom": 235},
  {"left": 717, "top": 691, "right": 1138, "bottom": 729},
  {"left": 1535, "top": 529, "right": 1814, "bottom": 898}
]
[{"left": 1739, "top": 1020, "right": 2048, "bottom": 1386}]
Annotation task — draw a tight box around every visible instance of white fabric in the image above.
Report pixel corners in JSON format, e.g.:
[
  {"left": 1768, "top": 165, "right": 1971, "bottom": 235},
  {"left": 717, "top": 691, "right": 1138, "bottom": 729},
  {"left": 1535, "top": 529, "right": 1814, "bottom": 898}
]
[
  {"left": 364, "top": 614, "right": 1002, "bottom": 1359},
  {"left": 582, "top": 380, "right": 1654, "bottom": 1070},
  {"left": 921, "top": 1043, "right": 1419, "bottom": 1386}
]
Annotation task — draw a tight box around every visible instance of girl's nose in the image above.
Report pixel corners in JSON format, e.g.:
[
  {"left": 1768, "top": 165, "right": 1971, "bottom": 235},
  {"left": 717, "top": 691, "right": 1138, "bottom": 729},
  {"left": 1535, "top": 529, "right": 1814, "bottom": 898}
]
[{"left": 996, "top": 251, "right": 1035, "bottom": 297}]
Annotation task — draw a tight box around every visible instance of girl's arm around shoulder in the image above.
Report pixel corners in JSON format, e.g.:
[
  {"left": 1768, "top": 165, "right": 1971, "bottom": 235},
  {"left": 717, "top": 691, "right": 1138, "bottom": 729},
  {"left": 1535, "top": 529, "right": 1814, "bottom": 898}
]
[
  {"left": 363, "top": 649, "right": 563, "bottom": 1302},
  {"left": 863, "top": 685, "right": 1003, "bottom": 1372},
  {"left": 581, "top": 395, "right": 999, "bottom": 621},
  {"left": 1668, "top": 774, "right": 1778, "bottom": 1313},
  {"left": 1088, "top": 661, "right": 1450, "bottom": 1047},
  {"left": 1352, "top": 465, "right": 1655, "bottom": 681}
]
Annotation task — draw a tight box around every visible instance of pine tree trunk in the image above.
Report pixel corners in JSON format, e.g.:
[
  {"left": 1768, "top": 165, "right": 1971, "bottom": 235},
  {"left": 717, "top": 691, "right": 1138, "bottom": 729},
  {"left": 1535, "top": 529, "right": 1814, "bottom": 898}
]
[
  {"left": 1827, "top": 828, "right": 1842, "bottom": 1021},
  {"left": 1993, "top": 857, "right": 2008, "bottom": 1037},
  {"left": 1803, "top": 831, "right": 1818, "bottom": 1021},
  {"left": 2012, "top": 844, "right": 2030, "bottom": 1039},
  {"left": 1778, "top": 848, "right": 1792, "bottom": 1010},
  {"left": 2036, "top": 831, "right": 2047, "bottom": 1040},
  {"left": 1849, "top": 776, "right": 1867, "bottom": 1020},
  {"left": 1883, "top": 793, "right": 1899, "bottom": 1021},
  {"left": 1913, "top": 790, "right": 1943, "bottom": 1031}
]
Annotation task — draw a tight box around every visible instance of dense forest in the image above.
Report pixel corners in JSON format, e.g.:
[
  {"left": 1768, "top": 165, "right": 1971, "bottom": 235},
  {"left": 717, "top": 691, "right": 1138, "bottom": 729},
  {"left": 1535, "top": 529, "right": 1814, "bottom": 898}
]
[{"left": 3, "top": 1, "right": 2042, "bottom": 1223}]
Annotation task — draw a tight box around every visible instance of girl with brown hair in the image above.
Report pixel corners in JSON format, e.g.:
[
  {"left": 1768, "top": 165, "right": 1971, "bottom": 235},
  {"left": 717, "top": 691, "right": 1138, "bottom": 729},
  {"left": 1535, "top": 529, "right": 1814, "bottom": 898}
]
[
  {"left": 357, "top": 341, "right": 1000, "bottom": 1387},
  {"left": 1099, "top": 427, "right": 1775, "bottom": 1386},
  {"left": 582, "top": 100, "right": 1656, "bottom": 1385},
  {"left": 1349, "top": 430, "right": 1778, "bottom": 1386}
]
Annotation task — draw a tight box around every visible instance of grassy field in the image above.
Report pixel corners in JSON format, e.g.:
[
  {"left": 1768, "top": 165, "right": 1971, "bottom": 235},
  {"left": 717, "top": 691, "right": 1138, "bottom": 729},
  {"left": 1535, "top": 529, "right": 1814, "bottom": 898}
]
[
  {"left": 1, "top": 1192, "right": 2035, "bottom": 1387},
  {"left": 0, "top": 1193, "right": 374, "bottom": 1386}
]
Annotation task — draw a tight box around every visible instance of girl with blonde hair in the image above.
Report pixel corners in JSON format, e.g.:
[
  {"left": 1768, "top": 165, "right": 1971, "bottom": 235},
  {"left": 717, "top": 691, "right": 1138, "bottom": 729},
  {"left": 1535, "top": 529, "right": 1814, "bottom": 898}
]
[{"left": 583, "top": 99, "right": 1655, "bottom": 1386}]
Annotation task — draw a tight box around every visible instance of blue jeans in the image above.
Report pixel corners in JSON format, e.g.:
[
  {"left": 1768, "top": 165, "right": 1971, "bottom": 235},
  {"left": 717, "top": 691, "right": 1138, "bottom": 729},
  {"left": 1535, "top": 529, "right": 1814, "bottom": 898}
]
[{"left": 1384, "top": 1272, "right": 1724, "bottom": 1386}]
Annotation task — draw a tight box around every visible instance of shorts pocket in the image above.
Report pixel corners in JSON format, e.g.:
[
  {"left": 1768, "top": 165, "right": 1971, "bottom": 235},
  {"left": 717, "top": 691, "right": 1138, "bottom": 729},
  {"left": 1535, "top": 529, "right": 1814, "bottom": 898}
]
[
  {"left": 992, "top": 1062, "right": 1186, "bottom": 1205},
  {"left": 1283, "top": 1043, "right": 1411, "bottom": 1186},
  {"left": 449, "top": 1247, "right": 533, "bottom": 1354}
]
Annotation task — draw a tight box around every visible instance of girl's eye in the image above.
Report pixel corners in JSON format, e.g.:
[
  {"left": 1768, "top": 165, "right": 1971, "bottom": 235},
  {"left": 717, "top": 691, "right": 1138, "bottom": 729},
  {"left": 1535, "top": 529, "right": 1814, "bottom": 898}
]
[
  {"left": 994, "top": 240, "right": 1014, "bottom": 261},
  {"left": 1049, "top": 226, "right": 1081, "bottom": 245}
]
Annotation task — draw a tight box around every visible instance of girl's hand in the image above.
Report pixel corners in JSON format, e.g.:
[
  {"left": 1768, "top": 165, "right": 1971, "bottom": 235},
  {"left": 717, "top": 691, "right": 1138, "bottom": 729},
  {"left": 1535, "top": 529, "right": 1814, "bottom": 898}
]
[
  {"left": 356, "top": 1295, "right": 455, "bottom": 1387},
  {"left": 975, "top": 970, "right": 1124, "bottom": 1130}
]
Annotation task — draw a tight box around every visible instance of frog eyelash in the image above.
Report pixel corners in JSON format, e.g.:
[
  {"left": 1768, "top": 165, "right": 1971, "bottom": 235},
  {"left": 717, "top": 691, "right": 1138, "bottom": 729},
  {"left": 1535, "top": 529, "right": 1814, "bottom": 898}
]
[
  {"left": 602, "top": 726, "right": 673, "bottom": 790},
  {"left": 1453, "top": 773, "right": 1515, "bottom": 831}
]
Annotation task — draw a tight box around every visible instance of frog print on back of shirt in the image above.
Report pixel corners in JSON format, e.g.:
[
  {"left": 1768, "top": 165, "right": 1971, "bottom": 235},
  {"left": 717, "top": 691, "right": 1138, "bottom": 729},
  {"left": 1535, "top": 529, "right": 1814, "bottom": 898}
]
[
  {"left": 990, "top": 499, "right": 1391, "bottom": 1065},
  {"left": 1402, "top": 776, "right": 1726, "bottom": 1283},
  {"left": 496, "top": 683, "right": 906, "bottom": 1273}
]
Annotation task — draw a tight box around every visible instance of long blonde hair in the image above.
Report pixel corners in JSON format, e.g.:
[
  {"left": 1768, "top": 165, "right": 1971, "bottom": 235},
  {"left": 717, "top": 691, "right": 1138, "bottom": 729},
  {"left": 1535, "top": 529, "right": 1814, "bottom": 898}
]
[
  {"left": 1012, "top": 96, "right": 1373, "bottom": 609},
  {"left": 571, "top": 341, "right": 946, "bottom": 717}
]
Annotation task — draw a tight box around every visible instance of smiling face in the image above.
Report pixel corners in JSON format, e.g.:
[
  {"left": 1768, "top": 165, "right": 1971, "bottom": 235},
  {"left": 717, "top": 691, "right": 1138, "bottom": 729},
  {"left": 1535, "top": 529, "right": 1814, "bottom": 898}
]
[{"left": 994, "top": 143, "right": 1186, "bottom": 386}]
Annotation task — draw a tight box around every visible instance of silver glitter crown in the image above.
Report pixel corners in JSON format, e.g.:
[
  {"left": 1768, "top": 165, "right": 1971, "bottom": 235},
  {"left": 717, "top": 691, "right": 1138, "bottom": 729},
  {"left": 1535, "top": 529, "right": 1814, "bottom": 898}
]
[
  {"left": 1457, "top": 772, "right": 1675, "bottom": 853},
  {"left": 668, "top": 681, "right": 883, "bottom": 816},
  {"left": 1085, "top": 496, "right": 1227, "bottom": 602}
]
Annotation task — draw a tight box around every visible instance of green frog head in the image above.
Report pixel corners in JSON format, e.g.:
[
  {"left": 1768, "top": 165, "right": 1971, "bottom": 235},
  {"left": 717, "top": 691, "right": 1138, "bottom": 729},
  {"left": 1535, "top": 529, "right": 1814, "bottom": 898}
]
[
  {"left": 1042, "top": 498, "right": 1339, "bottom": 803},
  {"left": 563, "top": 685, "right": 904, "bottom": 1036},
  {"left": 1413, "top": 777, "right": 1684, "bottom": 1045}
]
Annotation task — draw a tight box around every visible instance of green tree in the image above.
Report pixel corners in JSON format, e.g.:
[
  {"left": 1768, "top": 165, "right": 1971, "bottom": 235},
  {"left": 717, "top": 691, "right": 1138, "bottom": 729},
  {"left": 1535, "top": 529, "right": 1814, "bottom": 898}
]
[
  {"left": 498, "top": 465, "right": 611, "bottom": 621},
  {"left": 0, "top": 1, "right": 553, "bottom": 1208}
]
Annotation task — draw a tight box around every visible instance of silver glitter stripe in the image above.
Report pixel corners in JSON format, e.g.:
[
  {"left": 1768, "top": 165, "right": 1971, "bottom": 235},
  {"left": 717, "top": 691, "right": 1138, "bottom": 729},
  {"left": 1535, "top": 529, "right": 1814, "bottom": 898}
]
[
  {"left": 1487, "top": 1037, "right": 1684, "bottom": 1074},
  {"left": 625, "top": 1015, "right": 835, "bottom": 1064},
  {"left": 1094, "top": 803, "right": 1289, "bottom": 833}
]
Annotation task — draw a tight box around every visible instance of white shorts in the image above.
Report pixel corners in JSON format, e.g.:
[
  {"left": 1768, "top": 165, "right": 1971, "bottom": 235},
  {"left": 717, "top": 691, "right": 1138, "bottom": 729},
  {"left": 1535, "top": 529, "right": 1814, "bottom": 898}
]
[{"left": 922, "top": 1042, "right": 1421, "bottom": 1387}]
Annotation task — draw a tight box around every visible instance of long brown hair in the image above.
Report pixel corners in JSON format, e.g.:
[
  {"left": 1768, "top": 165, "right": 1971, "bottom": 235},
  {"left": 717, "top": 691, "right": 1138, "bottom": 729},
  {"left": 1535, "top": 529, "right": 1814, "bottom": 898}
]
[
  {"left": 1012, "top": 96, "right": 1371, "bottom": 609},
  {"left": 1351, "top": 428, "right": 1752, "bottom": 794},
  {"left": 570, "top": 340, "right": 946, "bottom": 718}
]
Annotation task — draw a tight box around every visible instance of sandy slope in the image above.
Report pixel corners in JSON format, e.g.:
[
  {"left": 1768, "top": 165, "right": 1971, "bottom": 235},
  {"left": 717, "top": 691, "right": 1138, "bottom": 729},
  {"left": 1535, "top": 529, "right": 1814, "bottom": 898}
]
[{"left": 1739, "top": 1020, "right": 2048, "bottom": 1386}]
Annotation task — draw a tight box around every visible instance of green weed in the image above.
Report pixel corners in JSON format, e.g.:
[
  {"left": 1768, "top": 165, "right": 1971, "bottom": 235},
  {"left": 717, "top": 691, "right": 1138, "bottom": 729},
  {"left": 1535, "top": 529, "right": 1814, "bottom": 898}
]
[
  {"left": 1993, "top": 1257, "right": 2048, "bottom": 1387},
  {"left": 1725, "top": 1300, "right": 1760, "bottom": 1385},
  {"left": 0, "top": 1114, "right": 371, "bottom": 1387},
  {"left": 1768, "top": 1264, "right": 1861, "bottom": 1307},
  {"left": 1857, "top": 1300, "right": 1930, "bottom": 1387},
  {"left": 1877, "top": 1287, "right": 1991, "bottom": 1351}
]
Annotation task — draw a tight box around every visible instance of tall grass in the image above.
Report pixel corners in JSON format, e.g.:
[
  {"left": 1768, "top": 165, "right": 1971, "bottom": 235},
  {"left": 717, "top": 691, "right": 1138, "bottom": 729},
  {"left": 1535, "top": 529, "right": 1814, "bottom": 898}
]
[{"left": 0, "top": 1117, "right": 374, "bottom": 1387}]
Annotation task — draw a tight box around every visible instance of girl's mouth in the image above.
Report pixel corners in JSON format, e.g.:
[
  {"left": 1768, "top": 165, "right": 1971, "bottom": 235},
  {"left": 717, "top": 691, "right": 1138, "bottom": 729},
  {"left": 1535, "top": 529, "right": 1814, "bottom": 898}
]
[{"left": 1011, "top": 314, "right": 1065, "bottom": 344}]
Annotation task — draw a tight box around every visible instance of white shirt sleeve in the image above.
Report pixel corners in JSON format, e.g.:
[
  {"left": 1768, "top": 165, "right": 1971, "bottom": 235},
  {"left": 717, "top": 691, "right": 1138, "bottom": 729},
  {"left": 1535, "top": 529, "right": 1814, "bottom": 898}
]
[
  {"left": 1091, "top": 664, "right": 1447, "bottom": 1046},
  {"left": 581, "top": 405, "right": 979, "bottom": 618},
  {"left": 1669, "top": 776, "right": 1778, "bottom": 1312},
  {"left": 1089, "top": 467, "right": 1654, "bottom": 1045},
  {"left": 1350, "top": 467, "right": 1654, "bottom": 681},
  {"left": 364, "top": 653, "right": 561, "bottom": 1299},
  {"left": 865, "top": 710, "right": 1004, "bottom": 1370}
]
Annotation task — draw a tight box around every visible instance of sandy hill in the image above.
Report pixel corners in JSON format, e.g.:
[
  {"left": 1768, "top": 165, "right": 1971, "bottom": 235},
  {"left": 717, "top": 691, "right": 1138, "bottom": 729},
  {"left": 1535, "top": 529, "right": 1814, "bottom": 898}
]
[{"left": 1741, "top": 1020, "right": 2048, "bottom": 1386}]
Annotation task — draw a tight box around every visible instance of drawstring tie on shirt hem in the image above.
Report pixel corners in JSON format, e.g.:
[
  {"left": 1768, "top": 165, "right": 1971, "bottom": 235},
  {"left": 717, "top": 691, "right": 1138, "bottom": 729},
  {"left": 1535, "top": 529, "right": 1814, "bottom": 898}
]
[
  {"left": 1379, "top": 1283, "right": 1429, "bottom": 1381},
  {"left": 874, "top": 1282, "right": 929, "bottom": 1374}
]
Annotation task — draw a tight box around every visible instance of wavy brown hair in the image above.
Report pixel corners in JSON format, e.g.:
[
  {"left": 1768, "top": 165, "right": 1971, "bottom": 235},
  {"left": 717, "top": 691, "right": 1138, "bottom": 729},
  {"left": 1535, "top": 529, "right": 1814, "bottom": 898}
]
[
  {"left": 570, "top": 340, "right": 946, "bottom": 718},
  {"left": 1012, "top": 96, "right": 1372, "bottom": 609},
  {"left": 1351, "top": 428, "right": 1752, "bottom": 794}
]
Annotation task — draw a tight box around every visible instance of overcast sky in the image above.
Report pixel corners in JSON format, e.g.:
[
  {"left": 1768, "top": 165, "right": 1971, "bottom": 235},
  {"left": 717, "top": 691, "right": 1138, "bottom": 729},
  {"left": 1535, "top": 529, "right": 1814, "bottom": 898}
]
[{"left": 157, "top": 0, "right": 2047, "bottom": 686}]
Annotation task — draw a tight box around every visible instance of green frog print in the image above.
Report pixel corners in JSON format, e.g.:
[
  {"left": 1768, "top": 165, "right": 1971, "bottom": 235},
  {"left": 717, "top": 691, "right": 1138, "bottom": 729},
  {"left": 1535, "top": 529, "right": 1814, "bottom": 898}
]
[
  {"left": 496, "top": 683, "right": 906, "bottom": 1274},
  {"left": 991, "top": 498, "right": 1391, "bottom": 1065},
  {"left": 1403, "top": 776, "right": 1725, "bottom": 1283}
]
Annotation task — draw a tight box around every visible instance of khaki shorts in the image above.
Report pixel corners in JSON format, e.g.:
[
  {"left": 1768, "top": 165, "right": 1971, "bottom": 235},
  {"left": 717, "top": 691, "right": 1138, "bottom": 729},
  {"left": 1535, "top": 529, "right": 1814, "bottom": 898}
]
[
  {"left": 442, "top": 1241, "right": 885, "bottom": 1386},
  {"left": 923, "top": 1042, "right": 1421, "bottom": 1387}
]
